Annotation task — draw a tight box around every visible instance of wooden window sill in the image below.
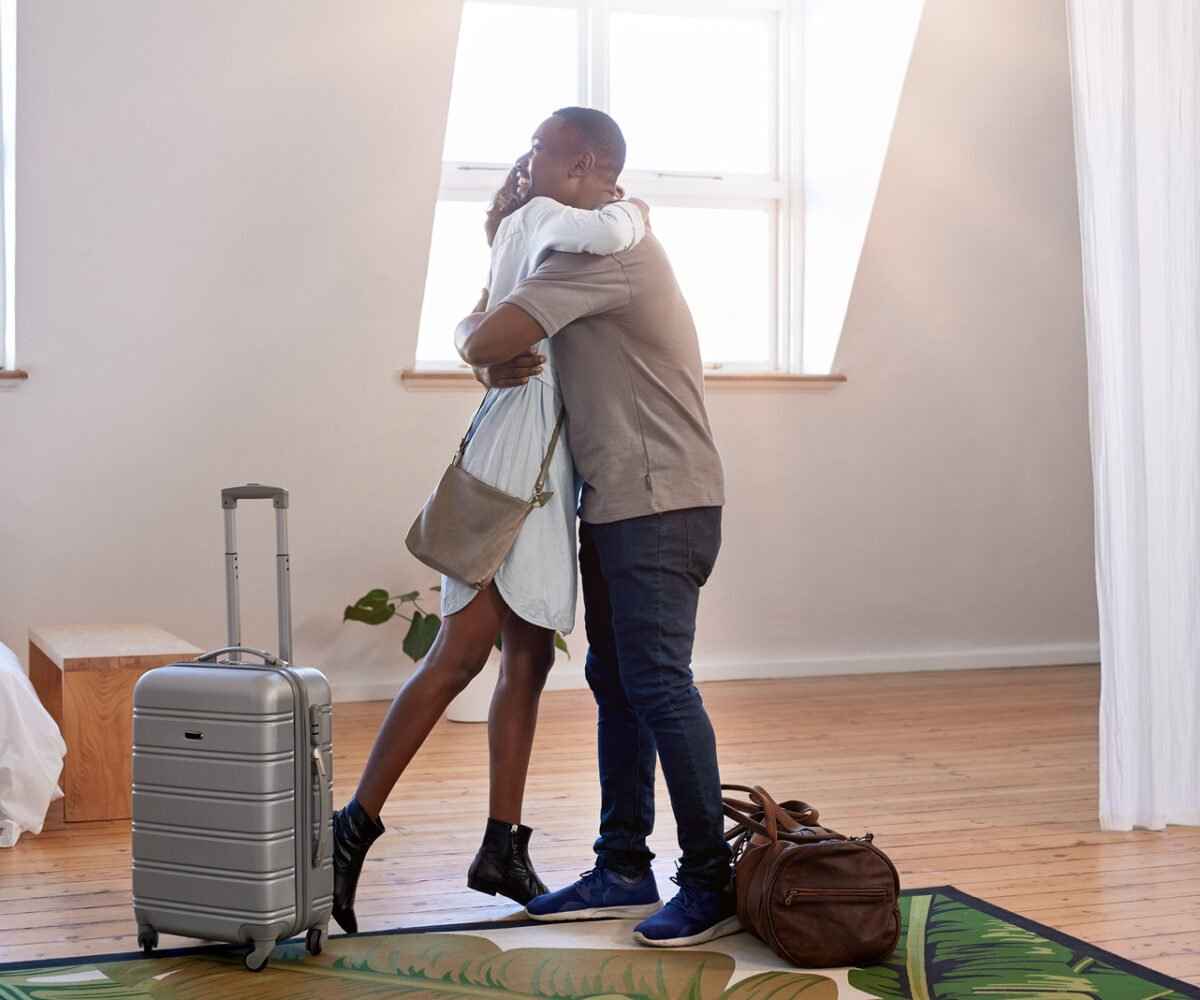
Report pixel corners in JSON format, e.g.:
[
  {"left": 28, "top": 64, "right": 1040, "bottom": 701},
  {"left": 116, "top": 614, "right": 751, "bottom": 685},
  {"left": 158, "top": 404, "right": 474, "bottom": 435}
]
[
  {"left": 0, "top": 369, "right": 29, "bottom": 381},
  {"left": 398, "top": 367, "right": 846, "bottom": 390}
]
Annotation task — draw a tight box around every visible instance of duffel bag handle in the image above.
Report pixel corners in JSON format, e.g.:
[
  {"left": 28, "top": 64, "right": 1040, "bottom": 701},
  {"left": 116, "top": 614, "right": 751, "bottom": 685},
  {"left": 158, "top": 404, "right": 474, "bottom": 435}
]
[
  {"left": 722, "top": 784, "right": 819, "bottom": 842},
  {"left": 722, "top": 785, "right": 777, "bottom": 841}
]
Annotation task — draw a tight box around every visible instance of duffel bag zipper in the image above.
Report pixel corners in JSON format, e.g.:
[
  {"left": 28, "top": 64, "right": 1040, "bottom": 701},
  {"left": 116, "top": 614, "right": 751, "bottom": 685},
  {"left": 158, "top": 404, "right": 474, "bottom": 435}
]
[{"left": 784, "top": 886, "right": 890, "bottom": 905}]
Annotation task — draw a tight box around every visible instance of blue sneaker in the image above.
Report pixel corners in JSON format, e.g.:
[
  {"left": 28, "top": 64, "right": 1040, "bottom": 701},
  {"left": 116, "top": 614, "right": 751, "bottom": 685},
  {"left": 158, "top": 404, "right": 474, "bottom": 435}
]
[
  {"left": 526, "top": 865, "right": 662, "bottom": 922},
  {"left": 632, "top": 879, "right": 741, "bottom": 947}
]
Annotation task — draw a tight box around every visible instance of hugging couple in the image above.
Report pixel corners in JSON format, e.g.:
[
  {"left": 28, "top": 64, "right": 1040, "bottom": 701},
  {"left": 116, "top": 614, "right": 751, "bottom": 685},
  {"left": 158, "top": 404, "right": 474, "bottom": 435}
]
[{"left": 332, "top": 107, "right": 734, "bottom": 949}]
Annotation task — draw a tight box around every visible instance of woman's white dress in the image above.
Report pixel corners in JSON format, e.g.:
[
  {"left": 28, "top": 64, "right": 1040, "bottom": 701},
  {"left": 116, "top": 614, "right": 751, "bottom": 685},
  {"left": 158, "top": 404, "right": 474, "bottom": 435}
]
[{"left": 439, "top": 196, "right": 646, "bottom": 633}]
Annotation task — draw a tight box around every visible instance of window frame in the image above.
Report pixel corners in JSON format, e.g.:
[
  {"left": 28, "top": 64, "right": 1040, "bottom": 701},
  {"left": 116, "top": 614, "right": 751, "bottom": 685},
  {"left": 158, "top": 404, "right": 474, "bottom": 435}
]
[{"left": 422, "top": 0, "right": 807, "bottom": 373}]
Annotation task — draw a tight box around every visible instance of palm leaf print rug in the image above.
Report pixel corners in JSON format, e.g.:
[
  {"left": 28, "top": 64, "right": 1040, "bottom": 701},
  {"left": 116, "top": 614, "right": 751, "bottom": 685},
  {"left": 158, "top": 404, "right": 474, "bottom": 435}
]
[{"left": 1, "top": 887, "right": 1195, "bottom": 999}]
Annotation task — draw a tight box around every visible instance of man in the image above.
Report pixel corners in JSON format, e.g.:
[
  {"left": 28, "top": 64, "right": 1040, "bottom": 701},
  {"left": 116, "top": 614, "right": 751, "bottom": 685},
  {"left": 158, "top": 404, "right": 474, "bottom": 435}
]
[{"left": 456, "top": 107, "right": 736, "bottom": 948}]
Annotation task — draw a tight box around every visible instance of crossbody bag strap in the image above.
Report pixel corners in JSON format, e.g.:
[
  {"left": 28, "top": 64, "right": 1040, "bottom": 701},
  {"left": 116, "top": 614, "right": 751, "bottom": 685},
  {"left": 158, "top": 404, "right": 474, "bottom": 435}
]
[
  {"left": 531, "top": 408, "right": 567, "bottom": 506},
  {"left": 453, "top": 391, "right": 494, "bottom": 466}
]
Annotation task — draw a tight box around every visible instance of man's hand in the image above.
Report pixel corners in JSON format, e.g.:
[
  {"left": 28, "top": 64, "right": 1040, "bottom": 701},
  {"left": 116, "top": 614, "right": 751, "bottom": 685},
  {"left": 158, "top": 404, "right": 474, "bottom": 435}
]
[
  {"left": 472, "top": 351, "right": 545, "bottom": 389},
  {"left": 628, "top": 197, "right": 651, "bottom": 230}
]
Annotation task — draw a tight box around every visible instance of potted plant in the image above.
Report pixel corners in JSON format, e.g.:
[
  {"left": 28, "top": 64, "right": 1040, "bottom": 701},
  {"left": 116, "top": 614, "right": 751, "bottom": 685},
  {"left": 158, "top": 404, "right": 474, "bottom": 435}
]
[{"left": 343, "top": 586, "right": 568, "bottom": 722}]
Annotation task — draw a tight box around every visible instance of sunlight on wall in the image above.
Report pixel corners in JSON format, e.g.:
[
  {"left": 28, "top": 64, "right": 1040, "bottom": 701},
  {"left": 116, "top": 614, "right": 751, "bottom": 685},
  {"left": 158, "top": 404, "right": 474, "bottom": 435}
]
[{"left": 803, "top": 0, "right": 925, "bottom": 374}]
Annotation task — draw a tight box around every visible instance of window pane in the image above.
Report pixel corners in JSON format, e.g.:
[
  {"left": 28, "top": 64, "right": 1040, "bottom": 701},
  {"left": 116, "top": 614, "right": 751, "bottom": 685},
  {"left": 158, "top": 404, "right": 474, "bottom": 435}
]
[
  {"left": 416, "top": 200, "right": 492, "bottom": 362},
  {"left": 420, "top": 203, "right": 773, "bottom": 366},
  {"left": 442, "top": 3, "right": 579, "bottom": 165},
  {"left": 610, "top": 12, "right": 773, "bottom": 176},
  {"left": 650, "top": 206, "right": 772, "bottom": 364}
]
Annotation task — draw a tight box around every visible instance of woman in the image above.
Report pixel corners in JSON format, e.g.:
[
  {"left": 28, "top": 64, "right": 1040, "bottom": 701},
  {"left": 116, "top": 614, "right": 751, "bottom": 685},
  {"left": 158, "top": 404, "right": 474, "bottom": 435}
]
[{"left": 331, "top": 108, "right": 647, "bottom": 934}]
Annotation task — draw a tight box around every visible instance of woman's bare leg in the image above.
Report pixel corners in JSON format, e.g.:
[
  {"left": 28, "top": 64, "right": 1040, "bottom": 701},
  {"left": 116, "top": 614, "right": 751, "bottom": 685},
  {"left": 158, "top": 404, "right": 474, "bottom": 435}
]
[
  {"left": 487, "top": 614, "right": 556, "bottom": 824},
  {"left": 334, "top": 585, "right": 510, "bottom": 933},
  {"left": 465, "top": 614, "right": 556, "bottom": 903},
  {"left": 354, "top": 584, "right": 509, "bottom": 818}
]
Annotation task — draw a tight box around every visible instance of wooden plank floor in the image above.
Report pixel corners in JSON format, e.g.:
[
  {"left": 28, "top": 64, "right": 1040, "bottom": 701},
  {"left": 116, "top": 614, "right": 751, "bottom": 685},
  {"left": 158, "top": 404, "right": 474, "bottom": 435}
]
[{"left": 2, "top": 664, "right": 1198, "bottom": 986}]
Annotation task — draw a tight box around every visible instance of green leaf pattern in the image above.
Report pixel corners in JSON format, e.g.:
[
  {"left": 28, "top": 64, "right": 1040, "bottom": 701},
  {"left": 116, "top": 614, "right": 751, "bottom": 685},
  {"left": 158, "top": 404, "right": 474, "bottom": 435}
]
[
  {"left": 1, "top": 892, "right": 1191, "bottom": 1000},
  {"left": 0, "top": 936, "right": 830, "bottom": 1000},
  {"left": 848, "top": 892, "right": 1192, "bottom": 999}
]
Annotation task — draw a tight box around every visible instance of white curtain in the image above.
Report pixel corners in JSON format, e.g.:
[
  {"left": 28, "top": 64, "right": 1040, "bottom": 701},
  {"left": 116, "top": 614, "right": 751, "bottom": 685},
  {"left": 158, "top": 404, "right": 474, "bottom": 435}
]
[{"left": 1066, "top": 1, "right": 1200, "bottom": 831}]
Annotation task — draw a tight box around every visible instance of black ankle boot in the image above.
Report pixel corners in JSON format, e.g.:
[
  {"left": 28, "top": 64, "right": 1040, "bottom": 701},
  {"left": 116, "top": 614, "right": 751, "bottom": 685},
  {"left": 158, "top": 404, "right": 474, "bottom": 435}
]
[
  {"left": 467, "top": 818, "right": 549, "bottom": 905},
  {"left": 331, "top": 798, "right": 384, "bottom": 934}
]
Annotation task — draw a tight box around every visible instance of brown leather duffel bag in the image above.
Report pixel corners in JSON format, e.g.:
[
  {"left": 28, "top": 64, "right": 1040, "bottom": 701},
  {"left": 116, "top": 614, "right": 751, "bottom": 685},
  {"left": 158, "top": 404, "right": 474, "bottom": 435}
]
[{"left": 722, "top": 785, "right": 901, "bottom": 968}]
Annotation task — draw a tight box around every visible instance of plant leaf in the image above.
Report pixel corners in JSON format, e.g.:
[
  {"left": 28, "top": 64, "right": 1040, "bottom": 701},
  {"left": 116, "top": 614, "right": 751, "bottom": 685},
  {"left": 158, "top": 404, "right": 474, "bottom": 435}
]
[
  {"left": 403, "top": 611, "right": 441, "bottom": 662},
  {"left": 554, "top": 633, "right": 570, "bottom": 659},
  {"left": 342, "top": 603, "right": 396, "bottom": 626},
  {"left": 344, "top": 589, "right": 396, "bottom": 625},
  {"left": 396, "top": 590, "right": 421, "bottom": 603}
]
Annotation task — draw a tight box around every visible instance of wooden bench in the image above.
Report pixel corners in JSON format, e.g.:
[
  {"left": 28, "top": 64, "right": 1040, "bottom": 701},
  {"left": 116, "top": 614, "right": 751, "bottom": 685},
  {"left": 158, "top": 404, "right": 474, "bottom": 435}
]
[{"left": 29, "top": 625, "right": 201, "bottom": 823}]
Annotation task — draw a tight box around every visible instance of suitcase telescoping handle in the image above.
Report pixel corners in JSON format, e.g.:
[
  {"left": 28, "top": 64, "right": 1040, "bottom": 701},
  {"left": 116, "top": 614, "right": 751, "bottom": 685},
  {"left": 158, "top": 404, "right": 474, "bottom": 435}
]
[
  {"left": 194, "top": 646, "right": 285, "bottom": 667},
  {"left": 220, "top": 483, "right": 292, "bottom": 664}
]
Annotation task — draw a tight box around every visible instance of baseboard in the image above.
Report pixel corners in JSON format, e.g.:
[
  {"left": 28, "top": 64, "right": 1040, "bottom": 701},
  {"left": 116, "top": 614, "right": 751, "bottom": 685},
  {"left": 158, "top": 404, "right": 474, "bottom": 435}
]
[
  {"left": 330, "top": 642, "right": 1099, "bottom": 704},
  {"left": 687, "top": 642, "right": 1099, "bottom": 682}
]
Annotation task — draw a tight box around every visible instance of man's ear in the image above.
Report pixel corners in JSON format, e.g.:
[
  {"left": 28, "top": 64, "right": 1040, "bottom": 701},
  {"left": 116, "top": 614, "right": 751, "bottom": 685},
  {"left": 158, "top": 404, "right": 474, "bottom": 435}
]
[{"left": 568, "top": 150, "right": 597, "bottom": 178}]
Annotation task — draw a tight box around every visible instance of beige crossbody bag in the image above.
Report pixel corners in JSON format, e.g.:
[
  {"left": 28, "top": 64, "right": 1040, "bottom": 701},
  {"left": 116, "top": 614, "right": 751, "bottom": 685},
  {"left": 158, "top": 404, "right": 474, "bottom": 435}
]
[{"left": 405, "top": 396, "right": 567, "bottom": 591}]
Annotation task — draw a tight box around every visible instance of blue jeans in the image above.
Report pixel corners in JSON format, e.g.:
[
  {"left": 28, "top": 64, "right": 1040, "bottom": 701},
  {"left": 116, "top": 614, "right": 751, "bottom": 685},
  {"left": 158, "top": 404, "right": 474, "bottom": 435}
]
[{"left": 579, "top": 506, "right": 732, "bottom": 891}]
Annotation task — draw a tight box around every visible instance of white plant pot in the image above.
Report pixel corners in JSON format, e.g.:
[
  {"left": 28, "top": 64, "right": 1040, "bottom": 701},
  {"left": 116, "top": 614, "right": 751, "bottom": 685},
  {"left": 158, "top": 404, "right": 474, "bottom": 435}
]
[{"left": 446, "top": 650, "right": 501, "bottom": 724}]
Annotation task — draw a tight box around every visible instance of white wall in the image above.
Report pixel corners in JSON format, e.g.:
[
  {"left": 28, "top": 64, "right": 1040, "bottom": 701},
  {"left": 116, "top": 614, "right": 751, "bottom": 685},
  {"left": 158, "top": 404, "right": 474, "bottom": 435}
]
[{"left": 0, "top": 0, "right": 1096, "bottom": 701}]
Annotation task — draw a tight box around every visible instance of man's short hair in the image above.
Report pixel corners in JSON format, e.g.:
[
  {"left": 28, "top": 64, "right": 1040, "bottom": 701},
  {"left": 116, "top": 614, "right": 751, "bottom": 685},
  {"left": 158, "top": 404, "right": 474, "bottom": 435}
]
[{"left": 552, "top": 106, "right": 627, "bottom": 178}]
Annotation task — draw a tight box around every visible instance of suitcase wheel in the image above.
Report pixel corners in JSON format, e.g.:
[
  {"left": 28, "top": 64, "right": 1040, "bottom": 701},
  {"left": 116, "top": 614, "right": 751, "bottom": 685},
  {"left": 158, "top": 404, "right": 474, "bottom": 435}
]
[
  {"left": 137, "top": 928, "right": 158, "bottom": 956},
  {"left": 306, "top": 926, "right": 326, "bottom": 956},
  {"left": 245, "top": 940, "right": 273, "bottom": 973}
]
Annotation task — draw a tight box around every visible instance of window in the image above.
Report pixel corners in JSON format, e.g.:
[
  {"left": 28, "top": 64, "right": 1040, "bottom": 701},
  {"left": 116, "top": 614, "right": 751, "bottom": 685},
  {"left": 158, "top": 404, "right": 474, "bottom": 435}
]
[
  {"left": 417, "top": 0, "right": 923, "bottom": 375},
  {"left": 417, "top": 0, "right": 790, "bottom": 371},
  {"left": 0, "top": 0, "right": 13, "bottom": 375}
]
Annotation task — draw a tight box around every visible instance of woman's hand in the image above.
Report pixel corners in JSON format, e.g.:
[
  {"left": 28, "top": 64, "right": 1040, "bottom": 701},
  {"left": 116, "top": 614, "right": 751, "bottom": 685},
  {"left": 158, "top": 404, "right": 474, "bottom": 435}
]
[
  {"left": 628, "top": 197, "right": 651, "bottom": 230},
  {"left": 484, "top": 153, "right": 532, "bottom": 246}
]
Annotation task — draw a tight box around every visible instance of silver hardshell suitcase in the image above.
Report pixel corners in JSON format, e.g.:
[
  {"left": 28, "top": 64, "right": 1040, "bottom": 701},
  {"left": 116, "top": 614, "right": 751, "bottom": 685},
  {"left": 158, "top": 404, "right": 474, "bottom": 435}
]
[{"left": 132, "top": 484, "right": 333, "bottom": 972}]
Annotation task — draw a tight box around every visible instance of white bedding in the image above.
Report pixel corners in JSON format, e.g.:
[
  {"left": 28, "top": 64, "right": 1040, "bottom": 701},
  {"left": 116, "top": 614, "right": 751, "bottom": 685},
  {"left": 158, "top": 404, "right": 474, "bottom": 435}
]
[{"left": 0, "top": 641, "right": 66, "bottom": 845}]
